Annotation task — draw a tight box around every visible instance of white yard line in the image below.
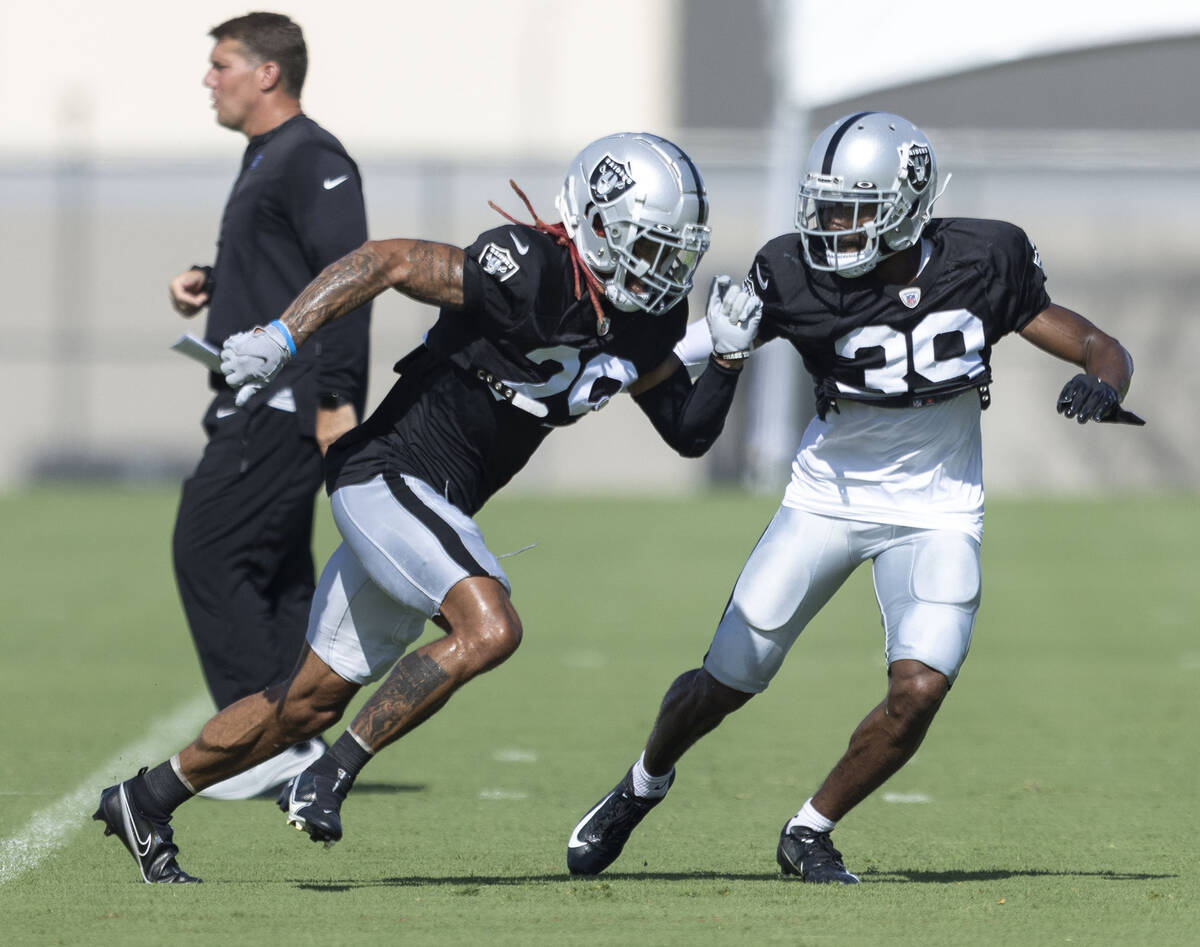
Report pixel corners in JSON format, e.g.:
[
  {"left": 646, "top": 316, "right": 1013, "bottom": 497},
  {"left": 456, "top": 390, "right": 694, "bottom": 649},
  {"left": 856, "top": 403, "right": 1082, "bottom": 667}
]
[
  {"left": 0, "top": 693, "right": 212, "bottom": 886},
  {"left": 882, "top": 792, "right": 932, "bottom": 804}
]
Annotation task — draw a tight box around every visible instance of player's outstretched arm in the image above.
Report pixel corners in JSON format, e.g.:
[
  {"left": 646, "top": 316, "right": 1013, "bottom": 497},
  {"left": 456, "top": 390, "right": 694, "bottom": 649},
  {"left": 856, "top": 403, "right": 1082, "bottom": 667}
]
[
  {"left": 1018, "top": 303, "right": 1141, "bottom": 424},
  {"left": 280, "top": 239, "right": 467, "bottom": 347},
  {"left": 630, "top": 274, "right": 763, "bottom": 456},
  {"left": 220, "top": 239, "right": 466, "bottom": 405}
]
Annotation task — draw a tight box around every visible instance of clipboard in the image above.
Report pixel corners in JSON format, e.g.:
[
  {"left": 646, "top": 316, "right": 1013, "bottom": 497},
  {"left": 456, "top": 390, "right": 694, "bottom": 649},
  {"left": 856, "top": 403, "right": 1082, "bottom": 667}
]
[{"left": 170, "top": 334, "right": 222, "bottom": 372}]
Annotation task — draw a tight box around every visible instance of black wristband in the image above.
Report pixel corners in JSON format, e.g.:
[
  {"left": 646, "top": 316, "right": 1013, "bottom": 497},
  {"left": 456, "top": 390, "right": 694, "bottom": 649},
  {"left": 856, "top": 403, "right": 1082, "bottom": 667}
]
[
  {"left": 706, "top": 354, "right": 747, "bottom": 374},
  {"left": 190, "top": 264, "right": 214, "bottom": 296},
  {"left": 319, "top": 392, "right": 351, "bottom": 409}
]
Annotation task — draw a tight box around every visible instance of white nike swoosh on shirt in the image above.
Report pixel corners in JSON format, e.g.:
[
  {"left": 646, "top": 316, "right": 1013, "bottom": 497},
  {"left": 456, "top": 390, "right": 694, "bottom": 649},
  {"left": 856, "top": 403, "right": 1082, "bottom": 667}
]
[
  {"left": 510, "top": 232, "right": 529, "bottom": 255},
  {"left": 323, "top": 175, "right": 350, "bottom": 190},
  {"left": 754, "top": 261, "right": 769, "bottom": 289},
  {"left": 567, "top": 790, "right": 617, "bottom": 849}
]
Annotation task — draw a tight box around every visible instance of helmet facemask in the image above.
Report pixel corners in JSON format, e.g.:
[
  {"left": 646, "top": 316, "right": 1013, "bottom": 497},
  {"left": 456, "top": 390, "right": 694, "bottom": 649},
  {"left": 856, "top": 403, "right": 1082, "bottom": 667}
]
[
  {"left": 596, "top": 213, "right": 710, "bottom": 314},
  {"left": 797, "top": 181, "right": 916, "bottom": 278}
]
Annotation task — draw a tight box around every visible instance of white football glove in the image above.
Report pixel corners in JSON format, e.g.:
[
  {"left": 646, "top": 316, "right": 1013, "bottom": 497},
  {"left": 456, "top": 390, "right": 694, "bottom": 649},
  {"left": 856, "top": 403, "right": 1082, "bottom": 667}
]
[
  {"left": 705, "top": 275, "right": 762, "bottom": 359},
  {"left": 220, "top": 320, "right": 296, "bottom": 406}
]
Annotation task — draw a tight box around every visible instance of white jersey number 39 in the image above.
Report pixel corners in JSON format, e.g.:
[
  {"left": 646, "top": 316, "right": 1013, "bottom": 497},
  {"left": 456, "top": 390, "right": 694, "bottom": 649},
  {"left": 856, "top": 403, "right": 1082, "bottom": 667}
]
[{"left": 835, "top": 308, "right": 985, "bottom": 395}]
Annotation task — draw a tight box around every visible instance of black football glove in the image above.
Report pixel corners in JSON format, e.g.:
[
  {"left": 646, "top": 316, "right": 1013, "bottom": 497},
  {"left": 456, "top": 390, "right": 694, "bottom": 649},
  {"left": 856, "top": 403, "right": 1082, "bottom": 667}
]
[{"left": 1056, "top": 373, "right": 1145, "bottom": 425}]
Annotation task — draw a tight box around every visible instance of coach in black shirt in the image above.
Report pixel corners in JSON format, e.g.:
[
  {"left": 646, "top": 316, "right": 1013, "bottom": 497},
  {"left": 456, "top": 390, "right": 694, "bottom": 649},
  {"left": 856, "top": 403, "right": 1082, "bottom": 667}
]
[{"left": 166, "top": 12, "right": 370, "bottom": 799}]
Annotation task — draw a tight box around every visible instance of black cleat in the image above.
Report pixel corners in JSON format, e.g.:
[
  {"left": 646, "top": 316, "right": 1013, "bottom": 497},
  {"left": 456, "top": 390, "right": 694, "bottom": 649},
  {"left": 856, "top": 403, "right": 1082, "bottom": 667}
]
[
  {"left": 93, "top": 772, "right": 200, "bottom": 884},
  {"left": 567, "top": 768, "right": 673, "bottom": 876},
  {"left": 277, "top": 767, "right": 351, "bottom": 848},
  {"left": 776, "top": 823, "right": 860, "bottom": 884}
]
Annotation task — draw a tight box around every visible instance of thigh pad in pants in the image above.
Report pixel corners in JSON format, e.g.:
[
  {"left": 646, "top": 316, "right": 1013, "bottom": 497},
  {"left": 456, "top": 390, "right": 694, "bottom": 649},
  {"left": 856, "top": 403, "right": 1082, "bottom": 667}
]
[
  {"left": 306, "top": 474, "right": 510, "bottom": 684},
  {"left": 873, "top": 529, "right": 980, "bottom": 684},
  {"left": 703, "top": 507, "right": 862, "bottom": 694}
]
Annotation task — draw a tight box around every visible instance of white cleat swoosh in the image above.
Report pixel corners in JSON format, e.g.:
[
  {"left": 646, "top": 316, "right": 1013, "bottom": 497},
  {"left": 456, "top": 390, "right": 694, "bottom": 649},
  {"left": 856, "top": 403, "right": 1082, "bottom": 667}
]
[
  {"left": 118, "top": 784, "right": 154, "bottom": 882},
  {"left": 567, "top": 790, "right": 616, "bottom": 850}
]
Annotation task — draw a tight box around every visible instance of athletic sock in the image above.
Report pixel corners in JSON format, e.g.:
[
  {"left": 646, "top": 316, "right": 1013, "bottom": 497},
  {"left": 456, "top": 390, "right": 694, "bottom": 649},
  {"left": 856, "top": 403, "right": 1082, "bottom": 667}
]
[
  {"left": 631, "top": 751, "right": 673, "bottom": 799},
  {"left": 787, "top": 797, "right": 837, "bottom": 835},
  {"left": 133, "top": 759, "right": 195, "bottom": 822},
  {"left": 308, "top": 730, "right": 374, "bottom": 789}
]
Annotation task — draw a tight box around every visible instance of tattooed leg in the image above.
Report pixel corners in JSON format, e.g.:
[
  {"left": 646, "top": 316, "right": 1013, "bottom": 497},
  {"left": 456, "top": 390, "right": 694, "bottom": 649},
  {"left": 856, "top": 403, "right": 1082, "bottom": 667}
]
[
  {"left": 175, "top": 646, "right": 359, "bottom": 789},
  {"left": 350, "top": 576, "right": 523, "bottom": 753}
]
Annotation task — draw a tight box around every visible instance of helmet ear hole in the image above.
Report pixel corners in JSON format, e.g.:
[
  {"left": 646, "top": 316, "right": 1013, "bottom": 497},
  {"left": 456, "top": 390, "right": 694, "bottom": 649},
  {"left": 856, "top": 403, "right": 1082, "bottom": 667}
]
[{"left": 586, "top": 207, "right": 605, "bottom": 237}]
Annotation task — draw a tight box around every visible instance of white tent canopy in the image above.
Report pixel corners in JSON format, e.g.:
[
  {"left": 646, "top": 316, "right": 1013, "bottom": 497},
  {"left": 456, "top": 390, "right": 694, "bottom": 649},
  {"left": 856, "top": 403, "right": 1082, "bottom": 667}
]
[{"left": 780, "top": 0, "right": 1200, "bottom": 108}]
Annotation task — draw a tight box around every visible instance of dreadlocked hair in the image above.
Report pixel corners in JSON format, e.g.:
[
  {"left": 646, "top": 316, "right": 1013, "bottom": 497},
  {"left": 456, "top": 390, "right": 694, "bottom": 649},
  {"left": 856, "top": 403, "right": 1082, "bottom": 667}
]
[{"left": 489, "top": 180, "right": 607, "bottom": 330}]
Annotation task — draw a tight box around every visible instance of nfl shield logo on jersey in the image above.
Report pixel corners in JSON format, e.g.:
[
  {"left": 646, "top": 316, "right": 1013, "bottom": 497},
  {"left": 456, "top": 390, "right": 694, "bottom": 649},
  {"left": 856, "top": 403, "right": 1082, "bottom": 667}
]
[
  {"left": 589, "top": 155, "right": 636, "bottom": 204},
  {"left": 479, "top": 243, "right": 520, "bottom": 282},
  {"left": 899, "top": 286, "right": 922, "bottom": 309}
]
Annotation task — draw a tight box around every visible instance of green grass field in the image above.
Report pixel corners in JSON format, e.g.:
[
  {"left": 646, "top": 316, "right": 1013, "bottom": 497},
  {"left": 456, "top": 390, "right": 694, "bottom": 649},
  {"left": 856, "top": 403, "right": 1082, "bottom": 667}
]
[{"left": 1, "top": 487, "right": 1196, "bottom": 945}]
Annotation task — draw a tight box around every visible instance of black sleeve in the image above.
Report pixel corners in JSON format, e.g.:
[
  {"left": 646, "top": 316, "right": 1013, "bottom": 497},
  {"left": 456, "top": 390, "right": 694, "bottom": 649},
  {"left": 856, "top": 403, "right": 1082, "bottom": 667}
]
[
  {"left": 986, "top": 222, "right": 1051, "bottom": 337},
  {"left": 632, "top": 356, "right": 742, "bottom": 458},
  {"left": 425, "top": 228, "right": 543, "bottom": 360},
  {"left": 460, "top": 225, "right": 546, "bottom": 334},
  {"left": 746, "top": 247, "right": 786, "bottom": 344},
  {"left": 283, "top": 140, "right": 372, "bottom": 407}
]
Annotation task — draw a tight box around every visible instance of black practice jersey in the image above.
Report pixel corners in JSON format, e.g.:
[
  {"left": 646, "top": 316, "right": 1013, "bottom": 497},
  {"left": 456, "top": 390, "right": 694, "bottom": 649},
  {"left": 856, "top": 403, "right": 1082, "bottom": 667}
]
[
  {"left": 750, "top": 218, "right": 1050, "bottom": 407},
  {"left": 204, "top": 114, "right": 371, "bottom": 422},
  {"left": 327, "top": 224, "right": 689, "bottom": 514}
]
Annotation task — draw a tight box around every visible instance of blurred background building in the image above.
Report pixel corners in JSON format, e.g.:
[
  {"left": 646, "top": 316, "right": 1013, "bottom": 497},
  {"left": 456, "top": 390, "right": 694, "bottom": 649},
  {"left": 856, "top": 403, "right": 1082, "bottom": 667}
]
[{"left": 2, "top": 0, "right": 1197, "bottom": 494}]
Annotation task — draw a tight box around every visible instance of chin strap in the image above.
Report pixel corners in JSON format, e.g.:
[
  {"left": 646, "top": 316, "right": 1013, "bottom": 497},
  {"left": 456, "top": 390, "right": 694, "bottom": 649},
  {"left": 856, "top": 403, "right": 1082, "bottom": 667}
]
[{"left": 489, "top": 180, "right": 608, "bottom": 332}]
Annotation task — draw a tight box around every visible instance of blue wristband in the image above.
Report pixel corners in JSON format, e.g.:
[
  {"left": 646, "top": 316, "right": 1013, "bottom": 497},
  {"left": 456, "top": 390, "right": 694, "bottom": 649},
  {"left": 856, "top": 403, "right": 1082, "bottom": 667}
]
[{"left": 269, "top": 319, "right": 297, "bottom": 356}]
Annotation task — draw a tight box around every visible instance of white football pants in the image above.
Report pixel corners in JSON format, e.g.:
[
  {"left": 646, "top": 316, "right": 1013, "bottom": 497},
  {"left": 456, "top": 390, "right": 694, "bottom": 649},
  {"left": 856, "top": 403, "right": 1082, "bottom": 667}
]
[{"left": 703, "top": 506, "right": 980, "bottom": 693}]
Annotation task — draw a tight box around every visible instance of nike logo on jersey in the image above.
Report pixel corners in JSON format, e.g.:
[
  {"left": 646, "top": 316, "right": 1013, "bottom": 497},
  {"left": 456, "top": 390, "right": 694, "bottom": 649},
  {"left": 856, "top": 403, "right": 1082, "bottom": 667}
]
[
  {"left": 510, "top": 232, "right": 530, "bottom": 255},
  {"left": 323, "top": 174, "right": 350, "bottom": 190},
  {"left": 754, "top": 261, "right": 769, "bottom": 289}
]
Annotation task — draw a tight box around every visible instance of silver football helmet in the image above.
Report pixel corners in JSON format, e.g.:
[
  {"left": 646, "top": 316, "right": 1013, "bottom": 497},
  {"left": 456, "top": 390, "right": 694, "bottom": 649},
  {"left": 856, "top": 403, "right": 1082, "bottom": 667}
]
[
  {"left": 796, "top": 112, "right": 943, "bottom": 278},
  {"left": 556, "top": 132, "right": 710, "bottom": 315}
]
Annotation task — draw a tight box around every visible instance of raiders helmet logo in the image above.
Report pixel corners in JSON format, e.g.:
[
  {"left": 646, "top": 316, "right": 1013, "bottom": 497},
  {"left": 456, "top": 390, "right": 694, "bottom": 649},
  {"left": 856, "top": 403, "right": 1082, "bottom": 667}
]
[
  {"left": 589, "top": 155, "right": 636, "bottom": 204},
  {"left": 479, "top": 242, "right": 519, "bottom": 282},
  {"left": 906, "top": 144, "right": 932, "bottom": 192}
]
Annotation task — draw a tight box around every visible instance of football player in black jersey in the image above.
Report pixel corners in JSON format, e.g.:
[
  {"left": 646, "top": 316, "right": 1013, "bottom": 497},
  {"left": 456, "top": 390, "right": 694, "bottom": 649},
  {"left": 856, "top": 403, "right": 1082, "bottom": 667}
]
[
  {"left": 568, "top": 112, "right": 1141, "bottom": 884},
  {"left": 94, "top": 133, "right": 763, "bottom": 883}
]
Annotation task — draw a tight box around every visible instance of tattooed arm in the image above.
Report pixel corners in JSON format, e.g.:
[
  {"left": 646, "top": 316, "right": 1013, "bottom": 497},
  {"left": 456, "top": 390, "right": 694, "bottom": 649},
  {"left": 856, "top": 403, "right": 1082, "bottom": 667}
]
[
  {"left": 279, "top": 239, "right": 467, "bottom": 346},
  {"left": 221, "top": 239, "right": 467, "bottom": 404}
]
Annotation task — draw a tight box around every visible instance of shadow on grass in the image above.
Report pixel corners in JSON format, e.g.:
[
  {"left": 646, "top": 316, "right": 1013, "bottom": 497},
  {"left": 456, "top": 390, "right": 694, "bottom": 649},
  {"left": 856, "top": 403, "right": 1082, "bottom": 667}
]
[
  {"left": 292, "top": 867, "right": 1176, "bottom": 892},
  {"left": 341, "top": 781, "right": 427, "bottom": 795},
  {"left": 863, "top": 868, "right": 1178, "bottom": 883},
  {"left": 238, "top": 780, "right": 424, "bottom": 803},
  {"left": 293, "top": 872, "right": 764, "bottom": 892}
]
